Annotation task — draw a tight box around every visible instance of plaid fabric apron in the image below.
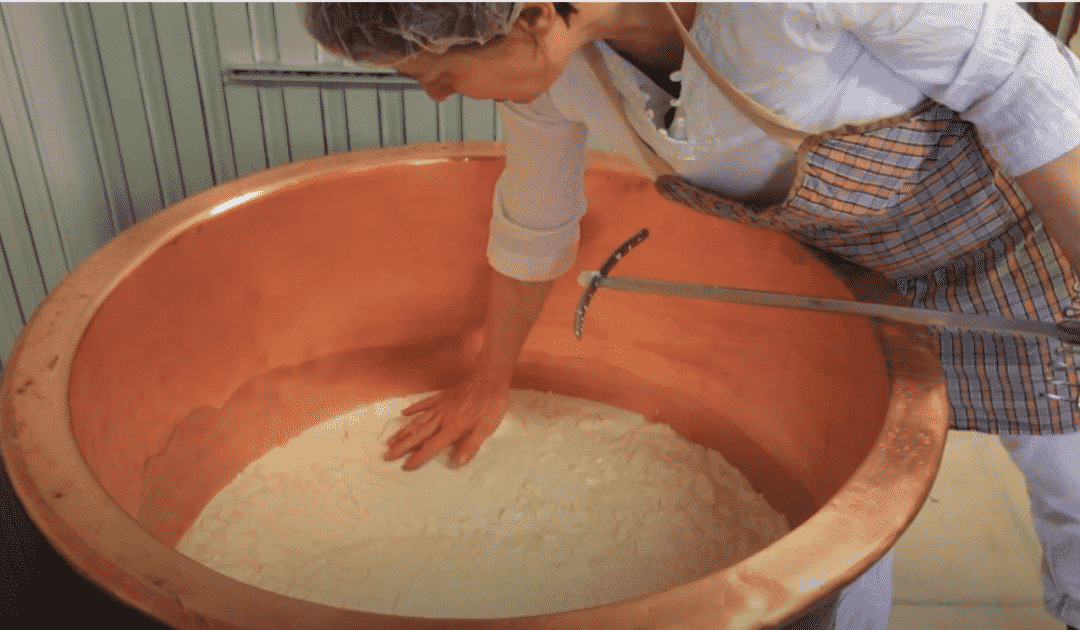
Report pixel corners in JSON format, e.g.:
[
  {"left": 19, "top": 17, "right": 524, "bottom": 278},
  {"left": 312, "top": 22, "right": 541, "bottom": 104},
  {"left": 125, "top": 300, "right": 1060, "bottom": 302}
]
[{"left": 655, "top": 99, "right": 1080, "bottom": 435}]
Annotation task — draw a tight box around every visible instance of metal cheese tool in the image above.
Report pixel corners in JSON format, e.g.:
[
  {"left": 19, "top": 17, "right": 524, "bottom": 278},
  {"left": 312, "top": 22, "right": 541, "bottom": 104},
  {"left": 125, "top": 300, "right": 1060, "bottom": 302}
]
[{"left": 574, "top": 229, "right": 1080, "bottom": 345}]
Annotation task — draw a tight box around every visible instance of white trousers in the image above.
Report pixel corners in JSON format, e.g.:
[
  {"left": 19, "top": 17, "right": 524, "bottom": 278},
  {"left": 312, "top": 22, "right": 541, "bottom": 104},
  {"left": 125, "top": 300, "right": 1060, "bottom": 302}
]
[
  {"left": 828, "top": 549, "right": 894, "bottom": 630},
  {"left": 825, "top": 432, "right": 1080, "bottom": 630},
  {"left": 1001, "top": 432, "right": 1080, "bottom": 627}
]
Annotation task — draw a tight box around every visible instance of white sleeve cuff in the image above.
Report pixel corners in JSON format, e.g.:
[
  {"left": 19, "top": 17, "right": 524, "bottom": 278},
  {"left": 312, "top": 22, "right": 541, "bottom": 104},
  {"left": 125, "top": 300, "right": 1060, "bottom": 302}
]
[
  {"left": 485, "top": 98, "right": 589, "bottom": 282},
  {"left": 486, "top": 176, "right": 581, "bottom": 281}
]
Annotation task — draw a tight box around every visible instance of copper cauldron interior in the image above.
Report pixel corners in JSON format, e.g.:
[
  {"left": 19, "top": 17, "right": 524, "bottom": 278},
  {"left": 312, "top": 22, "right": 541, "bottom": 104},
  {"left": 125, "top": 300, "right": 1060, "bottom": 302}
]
[{"left": 20, "top": 146, "right": 946, "bottom": 630}]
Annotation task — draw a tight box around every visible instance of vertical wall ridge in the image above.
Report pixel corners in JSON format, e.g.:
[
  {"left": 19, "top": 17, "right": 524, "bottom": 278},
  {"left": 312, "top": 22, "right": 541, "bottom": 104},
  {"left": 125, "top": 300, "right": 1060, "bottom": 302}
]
[
  {"left": 62, "top": 3, "right": 124, "bottom": 240},
  {"left": 1, "top": 4, "right": 81, "bottom": 293},
  {"left": 127, "top": 2, "right": 182, "bottom": 208},
  {"left": 0, "top": 6, "right": 48, "bottom": 328},
  {"left": 188, "top": 2, "right": 237, "bottom": 185}
]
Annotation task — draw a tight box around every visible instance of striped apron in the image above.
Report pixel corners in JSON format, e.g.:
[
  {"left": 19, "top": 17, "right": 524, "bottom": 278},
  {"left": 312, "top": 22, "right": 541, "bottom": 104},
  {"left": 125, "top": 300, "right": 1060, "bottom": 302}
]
[{"left": 655, "top": 99, "right": 1080, "bottom": 435}]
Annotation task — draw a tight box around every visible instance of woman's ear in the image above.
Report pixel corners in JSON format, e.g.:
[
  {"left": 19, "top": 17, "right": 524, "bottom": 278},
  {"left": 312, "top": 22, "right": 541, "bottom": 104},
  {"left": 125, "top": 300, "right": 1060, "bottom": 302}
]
[
  {"left": 511, "top": 2, "right": 578, "bottom": 67},
  {"left": 517, "top": 3, "right": 560, "bottom": 35}
]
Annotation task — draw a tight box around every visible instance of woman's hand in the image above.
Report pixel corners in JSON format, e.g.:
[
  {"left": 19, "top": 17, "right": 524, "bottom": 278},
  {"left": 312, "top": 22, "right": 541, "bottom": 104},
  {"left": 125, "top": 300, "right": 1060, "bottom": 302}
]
[
  {"left": 383, "top": 271, "right": 557, "bottom": 471},
  {"left": 383, "top": 373, "right": 511, "bottom": 470}
]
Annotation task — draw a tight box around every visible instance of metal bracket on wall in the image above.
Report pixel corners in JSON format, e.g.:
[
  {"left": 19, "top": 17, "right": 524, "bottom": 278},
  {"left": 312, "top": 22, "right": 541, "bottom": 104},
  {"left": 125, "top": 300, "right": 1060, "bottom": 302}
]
[{"left": 222, "top": 64, "right": 423, "bottom": 90}]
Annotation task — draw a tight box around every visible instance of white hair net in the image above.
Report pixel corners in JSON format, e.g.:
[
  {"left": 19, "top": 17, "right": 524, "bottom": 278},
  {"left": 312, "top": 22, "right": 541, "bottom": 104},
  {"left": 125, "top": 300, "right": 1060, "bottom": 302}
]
[{"left": 305, "top": 3, "right": 526, "bottom": 60}]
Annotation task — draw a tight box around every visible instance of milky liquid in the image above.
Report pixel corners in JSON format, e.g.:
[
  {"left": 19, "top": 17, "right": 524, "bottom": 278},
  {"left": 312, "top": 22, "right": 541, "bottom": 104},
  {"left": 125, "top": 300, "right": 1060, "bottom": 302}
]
[{"left": 175, "top": 389, "right": 789, "bottom": 618}]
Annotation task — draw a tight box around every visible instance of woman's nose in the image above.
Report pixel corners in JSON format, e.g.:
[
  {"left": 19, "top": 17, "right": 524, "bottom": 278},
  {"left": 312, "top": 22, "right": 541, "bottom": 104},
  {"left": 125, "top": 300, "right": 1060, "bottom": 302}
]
[{"left": 421, "top": 82, "right": 454, "bottom": 103}]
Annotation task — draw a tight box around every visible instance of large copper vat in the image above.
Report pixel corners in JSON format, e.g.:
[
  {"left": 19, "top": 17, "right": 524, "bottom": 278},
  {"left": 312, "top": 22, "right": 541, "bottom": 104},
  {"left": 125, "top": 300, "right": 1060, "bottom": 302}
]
[{"left": 0, "top": 143, "right": 948, "bottom": 629}]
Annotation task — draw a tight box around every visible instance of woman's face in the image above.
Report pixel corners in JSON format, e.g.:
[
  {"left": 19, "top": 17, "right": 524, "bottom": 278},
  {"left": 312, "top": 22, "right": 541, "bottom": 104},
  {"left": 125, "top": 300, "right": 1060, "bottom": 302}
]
[{"left": 389, "top": 9, "right": 576, "bottom": 104}]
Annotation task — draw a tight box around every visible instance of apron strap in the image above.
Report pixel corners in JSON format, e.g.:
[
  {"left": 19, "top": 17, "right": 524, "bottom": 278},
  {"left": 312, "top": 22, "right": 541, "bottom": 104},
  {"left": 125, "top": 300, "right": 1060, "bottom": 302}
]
[
  {"left": 582, "top": 3, "right": 812, "bottom": 178},
  {"left": 662, "top": 3, "right": 812, "bottom": 151}
]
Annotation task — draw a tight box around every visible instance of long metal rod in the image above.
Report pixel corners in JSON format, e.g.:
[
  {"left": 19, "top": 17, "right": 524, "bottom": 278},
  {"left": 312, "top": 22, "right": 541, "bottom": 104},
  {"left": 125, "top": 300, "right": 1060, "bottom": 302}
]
[{"left": 577, "top": 271, "right": 1080, "bottom": 345}]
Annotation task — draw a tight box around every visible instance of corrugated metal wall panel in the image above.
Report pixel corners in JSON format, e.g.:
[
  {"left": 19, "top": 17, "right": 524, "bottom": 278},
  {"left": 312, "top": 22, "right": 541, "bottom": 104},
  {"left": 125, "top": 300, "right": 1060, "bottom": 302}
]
[
  {"left": 0, "top": 1, "right": 502, "bottom": 375},
  {"left": 152, "top": 2, "right": 215, "bottom": 199},
  {"left": 91, "top": 2, "right": 166, "bottom": 223},
  {"left": 215, "top": 1, "right": 269, "bottom": 179},
  {"left": 248, "top": 4, "right": 290, "bottom": 168},
  {"left": 213, "top": 2, "right": 253, "bottom": 67},
  {"left": 63, "top": 3, "right": 128, "bottom": 239},
  {"left": 0, "top": 6, "right": 51, "bottom": 339},
  {"left": 285, "top": 87, "right": 327, "bottom": 161},
  {"left": 260, "top": 86, "right": 290, "bottom": 167},
  {"left": 275, "top": 2, "right": 320, "bottom": 66},
  {"left": 378, "top": 88, "right": 406, "bottom": 146},
  {"left": 322, "top": 89, "right": 349, "bottom": 154},
  {"left": 345, "top": 88, "right": 382, "bottom": 149},
  {"left": 403, "top": 90, "right": 438, "bottom": 144},
  {"left": 2, "top": 3, "right": 97, "bottom": 288},
  {"left": 190, "top": 2, "right": 237, "bottom": 185},
  {"left": 224, "top": 85, "right": 269, "bottom": 178},
  {"left": 464, "top": 96, "right": 500, "bottom": 141},
  {"left": 249, "top": 3, "right": 278, "bottom": 63},
  {"left": 0, "top": 115, "right": 33, "bottom": 367},
  {"left": 129, "top": 2, "right": 185, "bottom": 208}
]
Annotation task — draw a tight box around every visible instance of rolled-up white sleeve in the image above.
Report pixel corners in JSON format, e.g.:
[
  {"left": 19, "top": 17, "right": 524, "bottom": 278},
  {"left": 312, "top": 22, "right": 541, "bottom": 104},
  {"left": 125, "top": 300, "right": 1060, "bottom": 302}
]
[
  {"left": 817, "top": 2, "right": 1080, "bottom": 177},
  {"left": 487, "top": 94, "right": 589, "bottom": 282}
]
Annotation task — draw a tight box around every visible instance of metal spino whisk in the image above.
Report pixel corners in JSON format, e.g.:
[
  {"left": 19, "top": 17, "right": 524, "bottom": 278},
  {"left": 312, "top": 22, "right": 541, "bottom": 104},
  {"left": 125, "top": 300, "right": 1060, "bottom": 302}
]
[{"left": 575, "top": 229, "right": 1080, "bottom": 385}]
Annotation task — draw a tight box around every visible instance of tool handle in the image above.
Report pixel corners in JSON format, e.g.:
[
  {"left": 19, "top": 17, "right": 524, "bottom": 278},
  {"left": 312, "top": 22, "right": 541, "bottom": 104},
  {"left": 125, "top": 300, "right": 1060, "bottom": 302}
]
[{"left": 578, "top": 271, "right": 1080, "bottom": 345}]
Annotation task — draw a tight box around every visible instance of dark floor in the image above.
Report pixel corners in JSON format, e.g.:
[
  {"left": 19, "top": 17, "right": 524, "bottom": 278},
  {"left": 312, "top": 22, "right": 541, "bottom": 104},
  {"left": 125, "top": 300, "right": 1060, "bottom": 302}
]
[{"left": 1, "top": 454, "right": 172, "bottom": 629}]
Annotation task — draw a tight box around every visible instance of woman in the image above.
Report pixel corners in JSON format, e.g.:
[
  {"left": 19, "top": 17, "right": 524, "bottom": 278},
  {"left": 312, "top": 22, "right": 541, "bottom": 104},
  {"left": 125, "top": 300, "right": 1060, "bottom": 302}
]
[{"left": 304, "top": 4, "right": 1080, "bottom": 629}]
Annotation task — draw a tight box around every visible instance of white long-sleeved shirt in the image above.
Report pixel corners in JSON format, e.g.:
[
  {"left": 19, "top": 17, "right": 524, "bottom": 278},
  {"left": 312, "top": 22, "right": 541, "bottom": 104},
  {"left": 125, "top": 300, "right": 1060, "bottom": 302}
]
[{"left": 487, "top": 3, "right": 1080, "bottom": 282}]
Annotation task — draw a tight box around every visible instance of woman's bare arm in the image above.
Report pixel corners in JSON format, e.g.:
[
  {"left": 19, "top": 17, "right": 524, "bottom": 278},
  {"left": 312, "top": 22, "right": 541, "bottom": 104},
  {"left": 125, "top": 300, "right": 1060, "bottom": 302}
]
[{"left": 1017, "top": 144, "right": 1080, "bottom": 274}]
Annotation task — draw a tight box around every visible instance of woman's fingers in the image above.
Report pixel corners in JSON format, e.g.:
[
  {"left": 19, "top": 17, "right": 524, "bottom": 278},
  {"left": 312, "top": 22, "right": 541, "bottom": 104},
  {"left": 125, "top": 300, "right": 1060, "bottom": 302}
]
[
  {"left": 402, "top": 425, "right": 466, "bottom": 471},
  {"left": 449, "top": 401, "right": 506, "bottom": 468},
  {"left": 384, "top": 415, "right": 441, "bottom": 461},
  {"left": 401, "top": 392, "right": 443, "bottom": 416},
  {"left": 385, "top": 425, "right": 410, "bottom": 449},
  {"left": 386, "top": 392, "right": 447, "bottom": 452},
  {"left": 449, "top": 420, "right": 501, "bottom": 469},
  {"left": 385, "top": 418, "right": 421, "bottom": 449},
  {"left": 381, "top": 378, "right": 511, "bottom": 470}
]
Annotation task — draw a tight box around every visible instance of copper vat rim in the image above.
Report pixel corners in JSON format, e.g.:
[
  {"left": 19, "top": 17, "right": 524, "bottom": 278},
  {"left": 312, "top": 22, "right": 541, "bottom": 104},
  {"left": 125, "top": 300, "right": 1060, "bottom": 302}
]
[{"left": 0, "top": 142, "right": 950, "bottom": 630}]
